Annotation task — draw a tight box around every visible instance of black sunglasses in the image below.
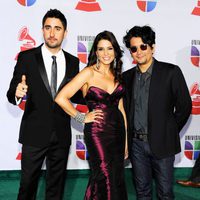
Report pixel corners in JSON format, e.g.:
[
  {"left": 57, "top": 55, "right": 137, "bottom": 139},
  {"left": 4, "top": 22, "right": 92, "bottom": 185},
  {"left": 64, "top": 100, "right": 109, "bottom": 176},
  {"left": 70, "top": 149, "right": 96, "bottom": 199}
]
[{"left": 130, "top": 44, "right": 148, "bottom": 53}]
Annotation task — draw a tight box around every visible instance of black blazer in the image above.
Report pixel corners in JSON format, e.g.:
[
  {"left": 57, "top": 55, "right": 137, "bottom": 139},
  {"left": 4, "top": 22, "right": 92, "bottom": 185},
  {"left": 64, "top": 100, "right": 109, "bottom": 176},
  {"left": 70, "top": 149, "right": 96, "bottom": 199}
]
[
  {"left": 7, "top": 45, "right": 83, "bottom": 148},
  {"left": 123, "top": 59, "right": 192, "bottom": 159}
]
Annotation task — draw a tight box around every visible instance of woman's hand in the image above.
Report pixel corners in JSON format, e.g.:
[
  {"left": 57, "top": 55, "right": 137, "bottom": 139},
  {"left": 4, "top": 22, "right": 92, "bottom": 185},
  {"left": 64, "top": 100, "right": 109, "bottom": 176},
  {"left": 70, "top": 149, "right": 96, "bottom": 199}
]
[
  {"left": 124, "top": 145, "right": 128, "bottom": 159},
  {"left": 84, "top": 109, "right": 104, "bottom": 123},
  {"left": 124, "top": 136, "right": 128, "bottom": 159}
]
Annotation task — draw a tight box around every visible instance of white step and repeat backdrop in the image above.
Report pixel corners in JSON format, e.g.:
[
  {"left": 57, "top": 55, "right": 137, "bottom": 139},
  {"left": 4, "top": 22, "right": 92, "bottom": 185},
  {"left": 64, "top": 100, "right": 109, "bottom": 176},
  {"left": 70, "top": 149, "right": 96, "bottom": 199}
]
[{"left": 1, "top": 0, "right": 200, "bottom": 170}]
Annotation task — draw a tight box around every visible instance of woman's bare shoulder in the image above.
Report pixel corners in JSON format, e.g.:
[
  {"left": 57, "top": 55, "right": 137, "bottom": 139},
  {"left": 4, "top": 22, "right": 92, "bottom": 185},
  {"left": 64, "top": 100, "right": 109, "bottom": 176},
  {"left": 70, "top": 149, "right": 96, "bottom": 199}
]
[{"left": 80, "top": 65, "right": 95, "bottom": 77}]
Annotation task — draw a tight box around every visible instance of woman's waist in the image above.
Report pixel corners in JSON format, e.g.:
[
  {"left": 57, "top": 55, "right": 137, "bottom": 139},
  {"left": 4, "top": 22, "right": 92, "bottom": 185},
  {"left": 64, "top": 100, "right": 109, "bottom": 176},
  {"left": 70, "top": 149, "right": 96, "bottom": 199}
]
[{"left": 88, "top": 105, "right": 118, "bottom": 111}]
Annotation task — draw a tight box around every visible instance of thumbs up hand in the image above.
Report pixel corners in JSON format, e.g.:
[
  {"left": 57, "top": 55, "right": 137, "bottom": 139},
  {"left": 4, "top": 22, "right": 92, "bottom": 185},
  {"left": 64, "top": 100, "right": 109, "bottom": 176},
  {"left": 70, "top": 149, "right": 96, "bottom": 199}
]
[{"left": 15, "top": 75, "right": 28, "bottom": 98}]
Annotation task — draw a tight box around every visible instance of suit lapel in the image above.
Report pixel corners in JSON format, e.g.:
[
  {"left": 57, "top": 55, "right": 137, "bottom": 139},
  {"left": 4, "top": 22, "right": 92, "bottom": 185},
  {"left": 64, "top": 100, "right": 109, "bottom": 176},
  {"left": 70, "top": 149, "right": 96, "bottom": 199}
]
[
  {"left": 123, "top": 68, "right": 136, "bottom": 123},
  {"left": 57, "top": 51, "right": 71, "bottom": 93},
  {"left": 58, "top": 51, "right": 70, "bottom": 91},
  {"left": 35, "top": 48, "right": 76, "bottom": 98},
  {"left": 35, "top": 47, "right": 52, "bottom": 98}
]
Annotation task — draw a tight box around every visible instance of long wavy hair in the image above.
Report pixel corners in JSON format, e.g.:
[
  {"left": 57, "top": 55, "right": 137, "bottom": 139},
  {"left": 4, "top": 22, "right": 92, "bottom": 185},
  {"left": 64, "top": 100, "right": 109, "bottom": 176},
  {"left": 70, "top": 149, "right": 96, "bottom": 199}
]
[{"left": 86, "top": 31, "right": 123, "bottom": 83}]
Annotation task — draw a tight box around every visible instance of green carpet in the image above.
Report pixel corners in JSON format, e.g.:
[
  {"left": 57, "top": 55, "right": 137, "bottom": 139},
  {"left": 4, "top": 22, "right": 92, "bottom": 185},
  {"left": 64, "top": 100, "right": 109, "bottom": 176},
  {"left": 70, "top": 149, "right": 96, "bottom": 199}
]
[{"left": 0, "top": 168, "right": 199, "bottom": 199}]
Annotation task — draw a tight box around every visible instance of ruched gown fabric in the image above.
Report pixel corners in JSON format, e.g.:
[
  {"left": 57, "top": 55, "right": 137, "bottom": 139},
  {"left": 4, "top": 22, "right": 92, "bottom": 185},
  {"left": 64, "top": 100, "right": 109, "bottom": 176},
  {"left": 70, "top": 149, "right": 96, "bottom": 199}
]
[{"left": 83, "top": 84, "right": 128, "bottom": 200}]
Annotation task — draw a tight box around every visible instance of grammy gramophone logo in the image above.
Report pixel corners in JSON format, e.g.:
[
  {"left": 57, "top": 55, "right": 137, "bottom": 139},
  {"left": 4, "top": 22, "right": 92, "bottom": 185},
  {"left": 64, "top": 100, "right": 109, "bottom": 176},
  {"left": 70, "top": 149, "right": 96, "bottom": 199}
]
[
  {"left": 75, "top": 0, "right": 101, "bottom": 12},
  {"left": 15, "top": 26, "right": 36, "bottom": 60},
  {"left": 192, "top": 0, "right": 200, "bottom": 16},
  {"left": 16, "top": 151, "right": 22, "bottom": 160},
  {"left": 190, "top": 82, "right": 200, "bottom": 115}
]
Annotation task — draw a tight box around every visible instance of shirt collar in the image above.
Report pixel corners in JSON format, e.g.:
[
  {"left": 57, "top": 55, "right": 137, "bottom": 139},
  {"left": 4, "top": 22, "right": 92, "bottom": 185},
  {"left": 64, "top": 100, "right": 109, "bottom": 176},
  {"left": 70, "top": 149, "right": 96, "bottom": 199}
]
[
  {"left": 136, "top": 58, "right": 154, "bottom": 75},
  {"left": 42, "top": 44, "right": 63, "bottom": 58}
]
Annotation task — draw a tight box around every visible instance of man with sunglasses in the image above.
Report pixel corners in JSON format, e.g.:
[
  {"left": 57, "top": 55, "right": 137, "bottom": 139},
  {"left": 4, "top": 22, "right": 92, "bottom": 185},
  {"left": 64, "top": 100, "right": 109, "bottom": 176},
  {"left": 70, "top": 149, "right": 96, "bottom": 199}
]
[{"left": 122, "top": 25, "right": 192, "bottom": 199}]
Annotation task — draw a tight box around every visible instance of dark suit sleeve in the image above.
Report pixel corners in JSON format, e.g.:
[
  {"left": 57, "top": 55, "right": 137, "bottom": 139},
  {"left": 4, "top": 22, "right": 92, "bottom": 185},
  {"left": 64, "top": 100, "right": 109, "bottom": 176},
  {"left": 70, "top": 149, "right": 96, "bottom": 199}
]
[
  {"left": 70, "top": 59, "right": 86, "bottom": 105},
  {"left": 7, "top": 52, "right": 27, "bottom": 105},
  {"left": 172, "top": 66, "right": 192, "bottom": 131}
]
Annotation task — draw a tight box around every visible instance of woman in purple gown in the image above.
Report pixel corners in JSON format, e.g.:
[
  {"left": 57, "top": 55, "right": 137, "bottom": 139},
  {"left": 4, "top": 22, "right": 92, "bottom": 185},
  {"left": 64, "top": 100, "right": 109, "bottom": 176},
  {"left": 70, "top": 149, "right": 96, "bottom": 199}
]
[{"left": 55, "top": 31, "right": 128, "bottom": 200}]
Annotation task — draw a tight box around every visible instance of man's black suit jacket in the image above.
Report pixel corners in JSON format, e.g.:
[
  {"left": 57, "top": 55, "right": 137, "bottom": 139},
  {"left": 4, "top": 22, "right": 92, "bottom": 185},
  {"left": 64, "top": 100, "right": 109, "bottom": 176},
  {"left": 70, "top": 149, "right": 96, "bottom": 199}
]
[
  {"left": 123, "top": 59, "right": 192, "bottom": 159},
  {"left": 7, "top": 45, "right": 82, "bottom": 148}
]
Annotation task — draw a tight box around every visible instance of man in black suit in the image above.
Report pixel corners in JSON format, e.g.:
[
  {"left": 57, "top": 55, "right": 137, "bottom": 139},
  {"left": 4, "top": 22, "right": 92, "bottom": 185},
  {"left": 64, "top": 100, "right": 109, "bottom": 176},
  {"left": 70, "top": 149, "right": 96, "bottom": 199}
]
[
  {"left": 7, "top": 9, "right": 82, "bottom": 200},
  {"left": 122, "top": 25, "right": 192, "bottom": 199},
  {"left": 176, "top": 154, "right": 200, "bottom": 187}
]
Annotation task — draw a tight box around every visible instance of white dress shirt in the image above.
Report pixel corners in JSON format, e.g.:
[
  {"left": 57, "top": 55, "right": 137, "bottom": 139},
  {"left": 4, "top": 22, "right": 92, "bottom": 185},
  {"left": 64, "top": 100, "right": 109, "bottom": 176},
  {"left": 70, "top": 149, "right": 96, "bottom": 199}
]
[
  {"left": 16, "top": 44, "right": 66, "bottom": 104},
  {"left": 41, "top": 44, "right": 66, "bottom": 90}
]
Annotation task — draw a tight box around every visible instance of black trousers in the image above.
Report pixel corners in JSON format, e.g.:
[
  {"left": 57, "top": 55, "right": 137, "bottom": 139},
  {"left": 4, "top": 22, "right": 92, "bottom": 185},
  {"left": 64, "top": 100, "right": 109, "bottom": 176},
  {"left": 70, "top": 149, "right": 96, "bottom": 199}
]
[
  {"left": 17, "top": 132, "right": 70, "bottom": 200},
  {"left": 190, "top": 153, "right": 200, "bottom": 183},
  {"left": 130, "top": 138, "right": 175, "bottom": 200}
]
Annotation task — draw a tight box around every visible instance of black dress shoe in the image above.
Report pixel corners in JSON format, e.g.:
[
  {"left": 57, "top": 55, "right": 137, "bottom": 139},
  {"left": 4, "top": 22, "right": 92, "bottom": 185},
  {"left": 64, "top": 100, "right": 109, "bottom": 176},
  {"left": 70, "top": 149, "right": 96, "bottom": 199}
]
[{"left": 176, "top": 180, "right": 200, "bottom": 188}]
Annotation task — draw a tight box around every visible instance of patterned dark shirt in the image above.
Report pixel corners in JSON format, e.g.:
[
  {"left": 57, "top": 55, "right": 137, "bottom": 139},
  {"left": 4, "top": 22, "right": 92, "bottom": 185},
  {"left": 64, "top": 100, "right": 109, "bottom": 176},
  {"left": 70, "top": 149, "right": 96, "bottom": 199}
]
[{"left": 133, "top": 59, "right": 154, "bottom": 134}]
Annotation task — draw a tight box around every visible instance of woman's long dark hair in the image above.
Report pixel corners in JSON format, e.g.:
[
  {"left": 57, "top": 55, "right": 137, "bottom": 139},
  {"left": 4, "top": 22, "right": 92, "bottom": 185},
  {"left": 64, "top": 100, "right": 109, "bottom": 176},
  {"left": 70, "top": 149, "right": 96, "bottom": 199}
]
[{"left": 86, "top": 31, "right": 123, "bottom": 82}]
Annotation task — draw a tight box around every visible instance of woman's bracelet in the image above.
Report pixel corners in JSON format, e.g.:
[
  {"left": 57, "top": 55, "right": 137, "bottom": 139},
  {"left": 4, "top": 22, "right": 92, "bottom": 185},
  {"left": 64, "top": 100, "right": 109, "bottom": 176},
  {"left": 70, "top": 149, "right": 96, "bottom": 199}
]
[{"left": 74, "top": 111, "right": 85, "bottom": 123}]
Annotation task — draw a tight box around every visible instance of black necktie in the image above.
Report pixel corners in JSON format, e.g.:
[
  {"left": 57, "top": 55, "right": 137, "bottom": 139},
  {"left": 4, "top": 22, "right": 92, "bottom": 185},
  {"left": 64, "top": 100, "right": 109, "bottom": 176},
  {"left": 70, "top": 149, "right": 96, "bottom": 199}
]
[{"left": 51, "top": 55, "right": 57, "bottom": 99}]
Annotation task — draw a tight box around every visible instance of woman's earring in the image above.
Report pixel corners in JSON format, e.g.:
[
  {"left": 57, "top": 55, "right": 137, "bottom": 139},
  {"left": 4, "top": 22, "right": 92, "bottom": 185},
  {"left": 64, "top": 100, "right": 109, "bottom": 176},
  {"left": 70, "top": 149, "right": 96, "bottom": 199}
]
[
  {"left": 96, "top": 58, "right": 99, "bottom": 69},
  {"left": 113, "top": 58, "right": 116, "bottom": 69}
]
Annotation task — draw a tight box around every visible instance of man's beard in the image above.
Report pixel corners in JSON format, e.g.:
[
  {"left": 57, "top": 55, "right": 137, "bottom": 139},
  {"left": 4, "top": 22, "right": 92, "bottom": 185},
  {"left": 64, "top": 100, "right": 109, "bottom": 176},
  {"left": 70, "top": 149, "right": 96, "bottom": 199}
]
[
  {"left": 45, "top": 41, "right": 61, "bottom": 49},
  {"left": 45, "top": 38, "right": 62, "bottom": 49}
]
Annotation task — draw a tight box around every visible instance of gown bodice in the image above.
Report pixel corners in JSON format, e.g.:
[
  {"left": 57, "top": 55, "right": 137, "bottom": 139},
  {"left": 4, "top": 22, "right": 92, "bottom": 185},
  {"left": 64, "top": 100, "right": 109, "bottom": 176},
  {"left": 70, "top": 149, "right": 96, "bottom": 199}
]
[{"left": 84, "top": 84, "right": 125, "bottom": 111}]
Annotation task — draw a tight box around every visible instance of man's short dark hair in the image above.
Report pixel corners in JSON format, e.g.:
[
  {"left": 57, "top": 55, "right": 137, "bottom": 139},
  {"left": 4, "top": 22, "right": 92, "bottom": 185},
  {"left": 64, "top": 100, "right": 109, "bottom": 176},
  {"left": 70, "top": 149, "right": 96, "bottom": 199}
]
[
  {"left": 123, "top": 25, "right": 155, "bottom": 49},
  {"left": 42, "top": 9, "right": 67, "bottom": 30}
]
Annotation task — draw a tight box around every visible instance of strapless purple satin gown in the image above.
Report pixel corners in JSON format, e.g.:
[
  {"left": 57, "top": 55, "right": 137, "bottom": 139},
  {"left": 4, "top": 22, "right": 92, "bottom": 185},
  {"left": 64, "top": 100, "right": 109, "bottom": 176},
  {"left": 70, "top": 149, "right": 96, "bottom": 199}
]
[{"left": 84, "top": 84, "right": 128, "bottom": 200}]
